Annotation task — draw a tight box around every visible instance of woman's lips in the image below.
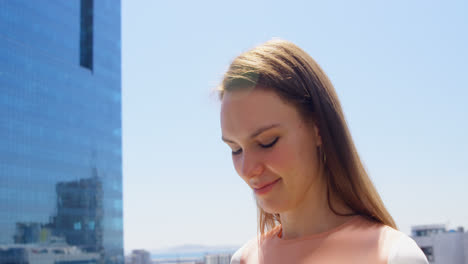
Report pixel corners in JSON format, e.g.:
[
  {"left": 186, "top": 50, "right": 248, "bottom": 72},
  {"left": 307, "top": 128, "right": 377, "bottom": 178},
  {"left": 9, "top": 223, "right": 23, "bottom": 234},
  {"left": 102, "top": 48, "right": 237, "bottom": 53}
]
[{"left": 254, "top": 178, "right": 281, "bottom": 195}]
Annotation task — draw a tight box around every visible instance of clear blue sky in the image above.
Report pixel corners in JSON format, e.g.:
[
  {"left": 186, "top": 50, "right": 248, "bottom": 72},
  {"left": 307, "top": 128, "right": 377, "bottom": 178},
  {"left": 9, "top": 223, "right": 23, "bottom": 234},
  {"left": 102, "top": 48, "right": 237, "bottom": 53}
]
[{"left": 122, "top": 0, "right": 468, "bottom": 251}]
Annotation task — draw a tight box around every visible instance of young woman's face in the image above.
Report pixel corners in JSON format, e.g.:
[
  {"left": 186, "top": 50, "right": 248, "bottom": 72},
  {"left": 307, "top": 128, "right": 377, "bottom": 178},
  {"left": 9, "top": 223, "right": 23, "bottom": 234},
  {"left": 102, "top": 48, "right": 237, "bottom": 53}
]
[{"left": 220, "top": 88, "right": 323, "bottom": 214}]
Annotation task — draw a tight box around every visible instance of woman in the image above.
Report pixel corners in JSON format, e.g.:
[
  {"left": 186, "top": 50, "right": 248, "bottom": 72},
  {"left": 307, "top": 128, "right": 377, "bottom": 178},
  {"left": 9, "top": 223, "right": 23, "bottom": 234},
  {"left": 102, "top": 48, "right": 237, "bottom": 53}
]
[{"left": 218, "top": 39, "right": 428, "bottom": 264}]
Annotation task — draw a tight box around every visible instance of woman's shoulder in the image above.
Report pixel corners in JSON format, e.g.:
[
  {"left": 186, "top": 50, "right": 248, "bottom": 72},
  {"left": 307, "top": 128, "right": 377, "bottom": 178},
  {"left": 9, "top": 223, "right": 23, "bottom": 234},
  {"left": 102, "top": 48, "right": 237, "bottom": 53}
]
[
  {"left": 230, "top": 245, "right": 243, "bottom": 264},
  {"left": 230, "top": 237, "right": 257, "bottom": 264},
  {"left": 347, "top": 216, "right": 428, "bottom": 263},
  {"left": 230, "top": 227, "right": 281, "bottom": 264},
  {"left": 384, "top": 227, "right": 428, "bottom": 264}
]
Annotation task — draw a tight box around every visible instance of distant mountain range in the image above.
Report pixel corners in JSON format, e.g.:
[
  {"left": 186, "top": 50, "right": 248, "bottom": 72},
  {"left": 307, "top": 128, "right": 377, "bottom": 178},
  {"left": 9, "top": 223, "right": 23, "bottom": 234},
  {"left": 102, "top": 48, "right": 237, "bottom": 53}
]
[
  {"left": 150, "top": 244, "right": 240, "bottom": 254},
  {"left": 126, "top": 244, "right": 240, "bottom": 256}
]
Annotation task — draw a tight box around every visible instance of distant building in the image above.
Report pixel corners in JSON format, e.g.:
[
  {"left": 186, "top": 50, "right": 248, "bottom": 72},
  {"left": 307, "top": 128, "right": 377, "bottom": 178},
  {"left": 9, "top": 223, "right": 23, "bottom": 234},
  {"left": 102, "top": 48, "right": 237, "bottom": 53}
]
[
  {"left": 412, "top": 224, "right": 468, "bottom": 264},
  {"left": 204, "top": 253, "right": 232, "bottom": 264},
  {"left": 128, "top": 250, "right": 151, "bottom": 264}
]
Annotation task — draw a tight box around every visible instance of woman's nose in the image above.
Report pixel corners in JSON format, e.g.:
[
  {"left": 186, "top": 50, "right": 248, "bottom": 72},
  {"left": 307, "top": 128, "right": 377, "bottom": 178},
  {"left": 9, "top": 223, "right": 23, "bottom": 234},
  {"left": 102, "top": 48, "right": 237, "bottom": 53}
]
[{"left": 238, "top": 151, "right": 265, "bottom": 179}]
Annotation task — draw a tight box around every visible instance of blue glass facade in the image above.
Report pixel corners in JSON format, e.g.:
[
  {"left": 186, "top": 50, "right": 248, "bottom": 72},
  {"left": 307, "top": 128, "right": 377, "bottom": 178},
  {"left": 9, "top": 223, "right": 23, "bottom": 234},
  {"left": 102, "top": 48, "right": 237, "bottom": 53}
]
[{"left": 0, "top": 1, "right": 123, "bottom": 263}]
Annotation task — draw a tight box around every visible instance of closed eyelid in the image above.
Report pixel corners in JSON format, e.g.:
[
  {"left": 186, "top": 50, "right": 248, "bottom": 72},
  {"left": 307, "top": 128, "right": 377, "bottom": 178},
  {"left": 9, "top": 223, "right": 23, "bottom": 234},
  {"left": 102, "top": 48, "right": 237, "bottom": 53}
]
[
  {"left": 223, "top": 142, "right": 241, "bottom": 153},
  {"left": 221, "top": 123, "right": 282, "bottom": 144},
  {"left": 260, "top": 137, "right": 279, "bottom": 147},
  {"left": 226, "top": 136, "right": 277, "bottom": 148},
  {"left": 230, "top": 136, "right": 279, "bottom": 156}
]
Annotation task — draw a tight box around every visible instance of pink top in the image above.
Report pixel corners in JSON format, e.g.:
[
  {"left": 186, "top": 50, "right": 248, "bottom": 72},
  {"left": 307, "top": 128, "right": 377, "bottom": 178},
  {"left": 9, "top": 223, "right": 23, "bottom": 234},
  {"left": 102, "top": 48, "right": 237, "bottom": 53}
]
[{"left": 232, "top": 216, "right": 428, "bottom": 264}]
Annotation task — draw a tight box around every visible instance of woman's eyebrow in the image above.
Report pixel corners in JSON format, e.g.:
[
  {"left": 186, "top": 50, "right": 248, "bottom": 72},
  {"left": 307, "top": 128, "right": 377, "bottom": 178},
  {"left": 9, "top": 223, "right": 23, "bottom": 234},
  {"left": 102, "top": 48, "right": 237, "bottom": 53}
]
[{"left": 222, "top": 123, "right": 281, "bottom": 143}]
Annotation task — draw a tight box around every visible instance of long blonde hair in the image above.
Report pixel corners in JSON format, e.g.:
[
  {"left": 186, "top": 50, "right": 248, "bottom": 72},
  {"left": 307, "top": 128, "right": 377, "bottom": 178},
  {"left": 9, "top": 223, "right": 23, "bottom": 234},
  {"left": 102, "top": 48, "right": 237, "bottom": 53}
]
[{"left": 218, "top": 39, "right": 396, "bottom": 235}]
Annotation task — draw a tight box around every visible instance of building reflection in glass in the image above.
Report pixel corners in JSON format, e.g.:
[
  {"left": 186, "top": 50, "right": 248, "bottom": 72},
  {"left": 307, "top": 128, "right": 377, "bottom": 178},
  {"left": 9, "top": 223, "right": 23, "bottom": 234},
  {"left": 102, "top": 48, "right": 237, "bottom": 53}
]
[
  {"left": 0, "top": 0, "right": 123, "bottom": 263},
  {"left": 53, "top": 174, "right": 104, "bottom": 253},
  {"left": 2, "top": 173, "right": 118, "bottom": 264}
]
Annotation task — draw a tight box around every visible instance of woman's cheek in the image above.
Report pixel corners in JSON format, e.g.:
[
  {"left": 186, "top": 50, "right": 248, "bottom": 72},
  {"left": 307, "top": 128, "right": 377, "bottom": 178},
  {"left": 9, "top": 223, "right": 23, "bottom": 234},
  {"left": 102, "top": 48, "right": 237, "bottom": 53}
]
[{"left": 266, "top": 143, "right": 292, "bottom": 173}]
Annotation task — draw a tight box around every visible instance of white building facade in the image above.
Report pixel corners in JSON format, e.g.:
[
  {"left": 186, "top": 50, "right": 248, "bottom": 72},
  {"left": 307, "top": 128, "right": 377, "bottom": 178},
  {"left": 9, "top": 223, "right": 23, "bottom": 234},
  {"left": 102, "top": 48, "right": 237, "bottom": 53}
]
[
  {"left": 204, "top": 253, "right": 232, "bottom": 264},
  {"left": 128, "top": 250, "right": 152, "bottom": 264},
  {"left": 412, "top": 224, "right": 467, "bottom": 264}
]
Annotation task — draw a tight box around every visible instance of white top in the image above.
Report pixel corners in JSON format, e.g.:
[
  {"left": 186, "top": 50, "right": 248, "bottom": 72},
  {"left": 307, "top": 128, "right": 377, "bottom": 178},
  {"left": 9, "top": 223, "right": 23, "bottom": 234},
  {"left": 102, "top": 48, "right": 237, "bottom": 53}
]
[
  {"left": 231, "top": 234, "right": 428, "bottom": 264},
  {"left": 387, "top": 234, "right": 429, "bottom": 264},
  {"left": 231, "top": 217, "right": 428, "bottom": 264}
]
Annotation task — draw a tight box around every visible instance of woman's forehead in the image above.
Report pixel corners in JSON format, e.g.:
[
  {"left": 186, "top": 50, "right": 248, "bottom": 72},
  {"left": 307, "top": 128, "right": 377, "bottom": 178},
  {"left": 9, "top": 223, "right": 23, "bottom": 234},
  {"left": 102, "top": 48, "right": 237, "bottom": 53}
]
[{"left": 220, "top": 89, "right": 300, "bottom": 139}]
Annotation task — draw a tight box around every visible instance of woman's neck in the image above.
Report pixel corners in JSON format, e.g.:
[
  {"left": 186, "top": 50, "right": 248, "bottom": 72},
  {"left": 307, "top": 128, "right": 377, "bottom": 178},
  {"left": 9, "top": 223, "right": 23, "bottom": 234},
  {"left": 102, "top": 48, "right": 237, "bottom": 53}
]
[{"left": 278, "top": 176, "right": 354, "bottom": 240}]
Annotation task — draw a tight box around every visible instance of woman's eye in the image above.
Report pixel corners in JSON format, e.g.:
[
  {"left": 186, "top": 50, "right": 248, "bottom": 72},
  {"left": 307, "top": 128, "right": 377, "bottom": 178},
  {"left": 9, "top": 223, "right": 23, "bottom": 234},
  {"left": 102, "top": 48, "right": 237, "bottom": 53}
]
[
  {"left": 232, "top": 148, "right": 242, "bottom": 155},
  {"left": 230, "top": 137, "right": 278, "bottom": 155},
  {"left": 260, "top": 137, "right": 279, "bottom": 148}
]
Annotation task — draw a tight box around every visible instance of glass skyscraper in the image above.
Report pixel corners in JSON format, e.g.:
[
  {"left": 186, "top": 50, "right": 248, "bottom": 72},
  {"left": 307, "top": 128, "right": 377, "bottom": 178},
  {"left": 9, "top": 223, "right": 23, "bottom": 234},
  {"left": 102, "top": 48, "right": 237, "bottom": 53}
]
[{"left": 0, "top": 1, "right": 123, "bottom": 263}]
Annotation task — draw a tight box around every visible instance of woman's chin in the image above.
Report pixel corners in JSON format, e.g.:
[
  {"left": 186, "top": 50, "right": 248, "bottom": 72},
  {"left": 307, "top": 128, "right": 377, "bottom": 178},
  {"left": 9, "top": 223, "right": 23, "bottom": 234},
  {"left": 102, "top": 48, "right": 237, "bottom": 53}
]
[{"left": 257, "top": 199, "right": 288, "bottom": 215}]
